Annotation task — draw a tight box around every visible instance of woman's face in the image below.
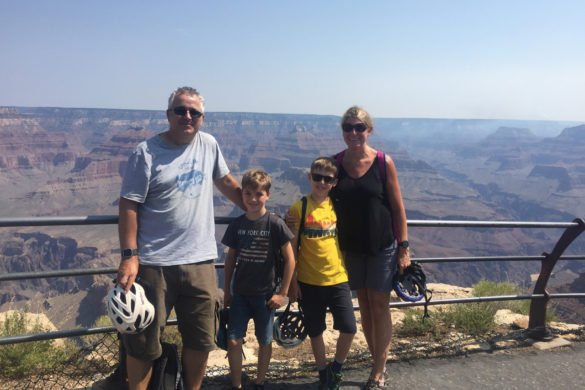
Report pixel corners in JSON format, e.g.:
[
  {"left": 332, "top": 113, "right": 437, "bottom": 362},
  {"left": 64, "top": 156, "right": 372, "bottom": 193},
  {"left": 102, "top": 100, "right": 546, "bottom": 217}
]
[{"left": 342, "top": 117, "right": 371, "bottom": 149}]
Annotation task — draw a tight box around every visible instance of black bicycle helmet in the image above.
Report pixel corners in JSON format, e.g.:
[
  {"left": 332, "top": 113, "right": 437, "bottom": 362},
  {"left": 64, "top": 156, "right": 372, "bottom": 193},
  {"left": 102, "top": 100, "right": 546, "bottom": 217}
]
[
  {"left": 273, "top": 302, "right": 307, "bottom": 349},
  {"left": 393, "top": 261, "right": 427, "bottom": 302},
  {"left": 215, "top": 307, "right": 229, "bottom": 351}
]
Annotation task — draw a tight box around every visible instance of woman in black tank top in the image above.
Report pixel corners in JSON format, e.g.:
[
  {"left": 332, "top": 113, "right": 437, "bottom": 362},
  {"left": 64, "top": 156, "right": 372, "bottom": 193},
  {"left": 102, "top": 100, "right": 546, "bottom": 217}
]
[{"left": 330, "top": 106, "right": 410, "bottom": 390}]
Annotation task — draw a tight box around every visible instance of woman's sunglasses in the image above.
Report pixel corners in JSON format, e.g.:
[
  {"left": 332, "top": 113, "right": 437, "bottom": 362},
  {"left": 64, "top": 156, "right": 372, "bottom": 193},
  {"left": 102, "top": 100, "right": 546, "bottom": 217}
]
[
  {"left": 311, "top": 173, "right": 336, "bottom": 184},
  {"left": 172, "top": 106, "right": 203, "bottom": 118},
  {"left": 342, "top": 123, "right": 368, "bottom": 133}
]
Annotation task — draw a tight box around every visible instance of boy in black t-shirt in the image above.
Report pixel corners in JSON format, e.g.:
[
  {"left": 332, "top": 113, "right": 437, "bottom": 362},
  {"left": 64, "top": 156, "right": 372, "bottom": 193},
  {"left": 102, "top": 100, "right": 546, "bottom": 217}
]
[{"left": 222, "top": 169, "right": 295, "bottom": 390}]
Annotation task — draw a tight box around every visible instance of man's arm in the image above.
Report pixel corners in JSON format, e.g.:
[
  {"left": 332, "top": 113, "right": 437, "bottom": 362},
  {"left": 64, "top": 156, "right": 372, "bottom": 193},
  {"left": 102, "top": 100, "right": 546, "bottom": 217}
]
[
  {"left": 214, "top": 173, "right": 245, "bottom": 211},
  {"left": 117, "top": 197, "right": 140, "bottom": 292}
]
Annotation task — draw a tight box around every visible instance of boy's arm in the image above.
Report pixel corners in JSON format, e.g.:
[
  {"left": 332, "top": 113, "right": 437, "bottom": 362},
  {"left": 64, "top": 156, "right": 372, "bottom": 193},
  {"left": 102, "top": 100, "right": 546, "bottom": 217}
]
[
  {"left": 285, "top": 204, "right": 301, "bottom": 302},
  {"left": 267, "top": 241, "right": 295, "bottom": 309},
  {"left": 223, "top": 247, "right": 237, "bottom": 308}
]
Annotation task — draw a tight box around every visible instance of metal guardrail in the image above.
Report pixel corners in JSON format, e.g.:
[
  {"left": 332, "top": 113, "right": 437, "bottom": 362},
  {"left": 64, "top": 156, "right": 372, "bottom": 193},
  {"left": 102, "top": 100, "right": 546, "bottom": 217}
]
[{"left": 0, "top": 216, "right": 584, "bottom": 346}]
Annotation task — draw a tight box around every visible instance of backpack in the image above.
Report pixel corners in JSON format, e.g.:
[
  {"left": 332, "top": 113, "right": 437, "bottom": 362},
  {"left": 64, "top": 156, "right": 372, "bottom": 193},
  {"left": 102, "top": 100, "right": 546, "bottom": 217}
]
[{"left": 148, "top": 342, "right": 184, "bottom": 390}]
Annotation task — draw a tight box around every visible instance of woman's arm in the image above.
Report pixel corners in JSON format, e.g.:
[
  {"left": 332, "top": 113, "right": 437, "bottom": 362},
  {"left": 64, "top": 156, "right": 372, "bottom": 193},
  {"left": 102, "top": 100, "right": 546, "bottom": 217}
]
[{"left": 384, "top": 154, "right": 411, "bottom": 271}]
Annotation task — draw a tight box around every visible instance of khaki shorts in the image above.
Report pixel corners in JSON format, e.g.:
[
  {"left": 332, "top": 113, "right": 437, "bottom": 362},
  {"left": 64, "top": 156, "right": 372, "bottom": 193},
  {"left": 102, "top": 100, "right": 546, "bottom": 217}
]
[{"left": 122, "top": 261, "right": 218, "bottom": 361}]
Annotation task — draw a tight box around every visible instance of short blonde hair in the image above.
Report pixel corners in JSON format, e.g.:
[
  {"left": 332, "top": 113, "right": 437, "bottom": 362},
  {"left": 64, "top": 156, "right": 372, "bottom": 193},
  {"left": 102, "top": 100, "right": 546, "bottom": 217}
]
[
  {"left": 341, "top": 105, "right": 373, "bottom": 131},
  {"left": 310, "top": 156, "right": 338, "bottom": 177},
  {"left": 242, "top": 168, "right": 271, "bottom": 192}
]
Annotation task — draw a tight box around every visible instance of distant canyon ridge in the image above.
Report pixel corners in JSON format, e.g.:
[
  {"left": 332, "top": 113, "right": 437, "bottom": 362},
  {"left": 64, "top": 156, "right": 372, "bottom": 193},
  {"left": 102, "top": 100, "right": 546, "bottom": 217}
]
[{"left": 1, "top": 106, "right": 584, "bottom": 328}]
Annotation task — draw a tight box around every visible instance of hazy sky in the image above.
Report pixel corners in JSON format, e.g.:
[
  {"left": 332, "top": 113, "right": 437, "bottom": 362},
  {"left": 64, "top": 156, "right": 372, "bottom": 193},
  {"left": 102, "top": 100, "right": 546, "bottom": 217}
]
[{"left": 1, "top": 1, "right": 584, "bottom": 121}]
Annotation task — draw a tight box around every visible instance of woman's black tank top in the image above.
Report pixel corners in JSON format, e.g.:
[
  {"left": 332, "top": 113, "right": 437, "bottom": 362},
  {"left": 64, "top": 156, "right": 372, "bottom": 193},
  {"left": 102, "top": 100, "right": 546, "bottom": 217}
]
[{"left": 330, "top": 154, "right": 394, "bottom": 255}]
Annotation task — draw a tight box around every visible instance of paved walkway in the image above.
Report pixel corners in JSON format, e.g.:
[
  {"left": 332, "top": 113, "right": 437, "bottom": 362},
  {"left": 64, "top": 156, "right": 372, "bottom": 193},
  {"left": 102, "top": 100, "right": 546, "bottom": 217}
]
[{"left": 205, "top": 341, "right": 585, "bottom": 389}]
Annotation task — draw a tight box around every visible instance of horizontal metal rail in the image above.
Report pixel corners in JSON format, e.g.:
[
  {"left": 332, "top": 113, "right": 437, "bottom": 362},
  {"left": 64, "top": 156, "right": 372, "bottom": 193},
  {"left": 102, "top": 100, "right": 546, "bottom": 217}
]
[
  {"left": 3, "top": 255, "right": 585, "bottom": 282},
  {"left": 0, "top": 215, "right": 234, "bottom": 227},
  {"left": 3, "top": 293, "right": 585, "bottom": 346},
  {"left": 0, "top": 216, "right": 580, "bottom": 228}
]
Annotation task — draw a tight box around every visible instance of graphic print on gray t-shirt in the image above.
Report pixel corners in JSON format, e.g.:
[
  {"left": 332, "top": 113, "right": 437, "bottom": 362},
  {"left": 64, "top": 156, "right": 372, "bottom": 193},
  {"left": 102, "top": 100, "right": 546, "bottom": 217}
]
[{"left": 176, "top": 160, "right": 205, "bottom": 199}]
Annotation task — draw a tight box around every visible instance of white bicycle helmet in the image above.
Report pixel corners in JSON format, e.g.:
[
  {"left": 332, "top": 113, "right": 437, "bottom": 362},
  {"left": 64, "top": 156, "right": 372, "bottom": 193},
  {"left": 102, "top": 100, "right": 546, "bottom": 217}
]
[{"left": 106, "top": 282, "right": 155, "bottom": 334}]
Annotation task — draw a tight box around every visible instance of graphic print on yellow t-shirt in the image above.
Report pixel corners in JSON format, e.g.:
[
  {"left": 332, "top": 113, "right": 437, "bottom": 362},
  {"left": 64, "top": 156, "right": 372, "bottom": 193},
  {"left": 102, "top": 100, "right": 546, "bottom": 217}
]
[{"left": 291, "top": 196, "right": 348, "bottom": 286}]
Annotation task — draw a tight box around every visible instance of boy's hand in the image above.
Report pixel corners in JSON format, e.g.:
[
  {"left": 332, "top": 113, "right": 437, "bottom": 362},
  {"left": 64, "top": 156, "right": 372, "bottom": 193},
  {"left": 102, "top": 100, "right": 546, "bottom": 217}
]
[
  {"left": 267, "top": 293, "right": 288, "bottom": 309},
  {"left": 224, "top": 291, "right": 232, "bottom": 308},
  {"left": 285, "top": 210, "right": 298, "bottom": 228},
  {"left": 288, "top": 282, "right": 300, "bottom": 303}
]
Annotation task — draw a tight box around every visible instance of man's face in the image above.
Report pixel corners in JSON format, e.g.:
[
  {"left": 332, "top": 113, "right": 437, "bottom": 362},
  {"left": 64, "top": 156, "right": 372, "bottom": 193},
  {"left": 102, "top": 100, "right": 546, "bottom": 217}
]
[{"left": 166, "top": 93, "right": 204, "bottom": 143}]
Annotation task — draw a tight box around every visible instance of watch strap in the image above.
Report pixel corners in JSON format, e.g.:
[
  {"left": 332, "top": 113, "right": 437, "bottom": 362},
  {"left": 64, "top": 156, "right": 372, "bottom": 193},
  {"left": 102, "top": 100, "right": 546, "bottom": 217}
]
[{"left": 121, "top": 248, "right": 139, "bottom": 258}]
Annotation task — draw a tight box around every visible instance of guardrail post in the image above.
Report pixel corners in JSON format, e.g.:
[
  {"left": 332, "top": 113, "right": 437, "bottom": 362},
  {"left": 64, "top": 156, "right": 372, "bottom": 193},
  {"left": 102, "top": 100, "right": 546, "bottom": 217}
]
[{"left": 527, "top": 218, "right": 585, "bottom": 340}]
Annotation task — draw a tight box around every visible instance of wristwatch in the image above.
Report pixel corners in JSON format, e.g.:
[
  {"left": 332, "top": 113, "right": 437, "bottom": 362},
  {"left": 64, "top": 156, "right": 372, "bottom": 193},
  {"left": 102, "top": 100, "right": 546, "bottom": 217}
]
[
  {"left": 398, "top": 240, "right": 409, "bottom": 249},
  {"left": 121, "top": 248, "right": 139, "bottom": 258}
]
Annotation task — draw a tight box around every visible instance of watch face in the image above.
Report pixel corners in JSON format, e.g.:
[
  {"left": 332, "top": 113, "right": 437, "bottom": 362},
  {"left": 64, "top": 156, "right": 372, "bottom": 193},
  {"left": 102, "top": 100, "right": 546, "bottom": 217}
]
[
  {"left": 121, "top": 249, "right": 138, "bottom": 257},
  {"left": 399, "top": 241, "right": 409, "bottom": 249}
]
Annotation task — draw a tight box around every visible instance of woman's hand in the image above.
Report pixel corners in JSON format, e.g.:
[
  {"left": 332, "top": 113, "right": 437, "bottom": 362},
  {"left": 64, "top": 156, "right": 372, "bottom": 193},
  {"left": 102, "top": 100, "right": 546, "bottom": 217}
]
[{"left": 397, "top": 247, "right": 411, "bottom": 273}]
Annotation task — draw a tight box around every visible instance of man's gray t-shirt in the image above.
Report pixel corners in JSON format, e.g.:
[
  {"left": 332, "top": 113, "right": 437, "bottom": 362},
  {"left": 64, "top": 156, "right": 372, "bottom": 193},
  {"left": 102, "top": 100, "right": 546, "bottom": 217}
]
[
  {"left": 222, "top": 213, "right": 294, "bottom": 295},
  {"left": 120, "top": 131, "right": 229, "bottom": 266}
]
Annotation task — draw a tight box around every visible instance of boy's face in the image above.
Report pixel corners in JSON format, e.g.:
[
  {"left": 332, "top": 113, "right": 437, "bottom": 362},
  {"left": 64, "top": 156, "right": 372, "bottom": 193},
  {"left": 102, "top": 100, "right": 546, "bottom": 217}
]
[
  {"left": 242, "top": 186, "right": 270, "bottom": 213},
  {"left": 308, "top": 168, "right": 337, "bottom": 196}
]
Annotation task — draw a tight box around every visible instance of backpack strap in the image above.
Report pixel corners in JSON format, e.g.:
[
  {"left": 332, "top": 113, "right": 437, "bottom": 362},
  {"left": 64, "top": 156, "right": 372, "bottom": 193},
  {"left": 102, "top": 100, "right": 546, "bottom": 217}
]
[
  {"left": 376, "top": 150, "right": 386, "bottom": 182},
  {"left": 334, "top": 150, "right": 345, "bottom": 167},
  {"left": 268, "top": 213, "right": 284, "bottom": 290},
  {"left": 297, "top": 196, "right": 308, "bottom": 253}
]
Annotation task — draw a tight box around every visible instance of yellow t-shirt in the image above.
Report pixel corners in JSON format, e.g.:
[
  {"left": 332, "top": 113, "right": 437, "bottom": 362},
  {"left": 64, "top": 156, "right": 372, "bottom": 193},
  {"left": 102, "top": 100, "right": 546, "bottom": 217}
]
[{"left": 289, "top": 195, "right": 348, "bottom": 286}]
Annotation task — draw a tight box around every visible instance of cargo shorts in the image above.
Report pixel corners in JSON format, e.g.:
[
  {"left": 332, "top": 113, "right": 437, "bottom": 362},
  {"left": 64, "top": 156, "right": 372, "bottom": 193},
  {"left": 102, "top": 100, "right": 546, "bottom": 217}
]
[{"left": 122, "top": 261, "right": 218, "bottom": 361}]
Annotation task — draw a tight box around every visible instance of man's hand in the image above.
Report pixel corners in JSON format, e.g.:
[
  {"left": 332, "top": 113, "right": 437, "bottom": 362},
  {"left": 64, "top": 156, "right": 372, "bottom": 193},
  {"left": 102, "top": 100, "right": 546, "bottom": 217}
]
[
  {"left": 267, "top": 293, "right": 288, "bottom": 310},
  {"left": 117, "top": 257, "right": 139, "bottom": 292}
]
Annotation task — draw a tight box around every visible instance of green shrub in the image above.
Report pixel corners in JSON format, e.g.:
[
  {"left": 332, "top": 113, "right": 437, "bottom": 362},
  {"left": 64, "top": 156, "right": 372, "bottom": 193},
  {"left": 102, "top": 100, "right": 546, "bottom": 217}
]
[
  {"left": 398, "top": 280, "right": 554, "bottom": 337},
  {"left": 396, "top": 308, "right": 445, "bottom": 339},
  {"left": 472, "top": 280, "right": 526, "bottom": 313},
  {"left": 0, "top": 310, "right": 68, "bottom": 378},
  {"left": 443, "top": 302, "right": 497, "bottom": 335}
]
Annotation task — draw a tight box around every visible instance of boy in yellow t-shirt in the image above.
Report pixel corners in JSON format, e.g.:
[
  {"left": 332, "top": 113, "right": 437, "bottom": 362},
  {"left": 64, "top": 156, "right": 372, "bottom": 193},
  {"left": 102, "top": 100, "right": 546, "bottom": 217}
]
[{"left": 288, "top": 157, "right": 356, "bottom": 390}]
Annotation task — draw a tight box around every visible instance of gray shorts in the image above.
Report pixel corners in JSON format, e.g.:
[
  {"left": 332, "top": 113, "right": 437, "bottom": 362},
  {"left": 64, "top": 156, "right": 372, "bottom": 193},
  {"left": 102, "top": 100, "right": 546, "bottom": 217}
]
[
  {"left": 122, "top": 261, "right": 218, "bottom": 361},
  {"left": 344, "top": 245, "right": 398, "bottom": 292}
]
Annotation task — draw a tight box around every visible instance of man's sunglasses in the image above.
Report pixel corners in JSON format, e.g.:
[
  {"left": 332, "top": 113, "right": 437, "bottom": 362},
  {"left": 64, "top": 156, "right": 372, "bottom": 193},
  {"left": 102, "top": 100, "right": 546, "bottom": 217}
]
[
  {"left": 172, "top": 106, "right": 203, "bottom": 118},
  {"left": 311, "top": 173, "right": 336, "bottom": 184},
  {"left": 342, "top": 123, "right": 368, "bottom": 133}
]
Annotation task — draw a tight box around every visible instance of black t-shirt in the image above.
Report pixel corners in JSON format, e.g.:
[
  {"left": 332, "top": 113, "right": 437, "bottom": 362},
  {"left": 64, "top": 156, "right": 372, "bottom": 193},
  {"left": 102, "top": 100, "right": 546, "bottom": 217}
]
[{"left": 222, "top": 213, "right": 294, "bottom": 295}]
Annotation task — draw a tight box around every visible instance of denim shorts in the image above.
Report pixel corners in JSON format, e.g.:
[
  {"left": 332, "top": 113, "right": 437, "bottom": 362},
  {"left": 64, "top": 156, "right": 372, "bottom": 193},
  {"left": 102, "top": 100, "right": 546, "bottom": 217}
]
[
  {"left": 344, "top": 244, "right": 398, "bottom": 292},
  {"left": 228, "top": 292, "right": 275, "bottom": 345}
]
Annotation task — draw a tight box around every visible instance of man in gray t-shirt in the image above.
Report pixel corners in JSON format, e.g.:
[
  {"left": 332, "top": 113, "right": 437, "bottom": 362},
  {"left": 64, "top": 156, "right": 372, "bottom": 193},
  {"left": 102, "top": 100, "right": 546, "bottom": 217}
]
[{"left": 116, "top": 86, "right": 245, "bottom": 390}]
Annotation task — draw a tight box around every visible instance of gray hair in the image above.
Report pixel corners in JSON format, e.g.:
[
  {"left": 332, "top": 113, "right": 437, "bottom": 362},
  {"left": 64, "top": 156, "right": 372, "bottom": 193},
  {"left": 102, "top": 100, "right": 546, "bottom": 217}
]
[{"left": 167, "top": 86, "right": 205, "bottom": 112}]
